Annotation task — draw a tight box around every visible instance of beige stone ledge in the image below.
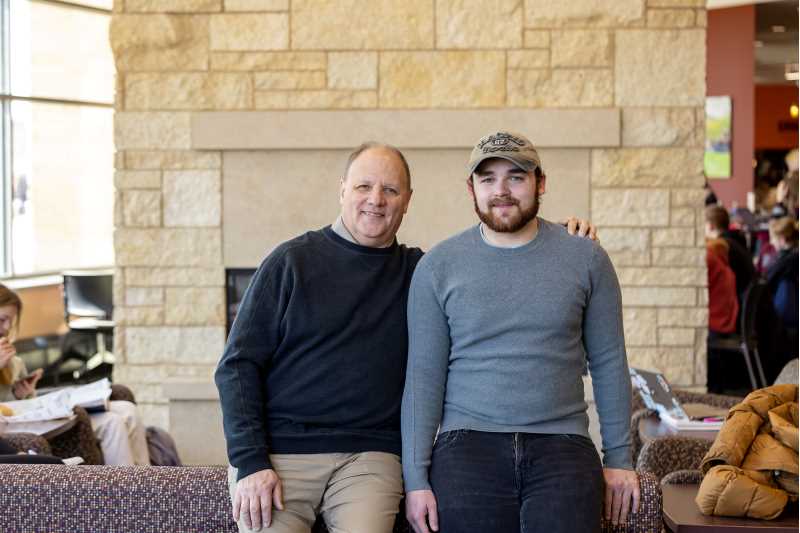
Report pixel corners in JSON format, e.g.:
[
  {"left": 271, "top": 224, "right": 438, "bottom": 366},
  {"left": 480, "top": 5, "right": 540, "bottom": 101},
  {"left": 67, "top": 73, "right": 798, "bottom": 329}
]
[{"left": 191, "top": 109, "right": 621, "bottom": 150}]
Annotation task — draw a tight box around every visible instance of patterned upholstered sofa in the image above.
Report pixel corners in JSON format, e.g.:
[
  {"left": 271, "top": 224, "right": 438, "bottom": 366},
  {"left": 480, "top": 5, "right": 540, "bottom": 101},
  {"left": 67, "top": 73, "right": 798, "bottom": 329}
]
[{"left": 0, "top": 464, "right": 663, "bottom": 533}]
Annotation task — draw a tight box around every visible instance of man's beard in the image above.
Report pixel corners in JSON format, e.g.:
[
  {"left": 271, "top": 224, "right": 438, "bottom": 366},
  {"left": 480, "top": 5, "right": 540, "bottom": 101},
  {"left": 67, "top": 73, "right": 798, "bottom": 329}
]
[{"left": 473, "top": 189, "right": 541, "bottom": 233}]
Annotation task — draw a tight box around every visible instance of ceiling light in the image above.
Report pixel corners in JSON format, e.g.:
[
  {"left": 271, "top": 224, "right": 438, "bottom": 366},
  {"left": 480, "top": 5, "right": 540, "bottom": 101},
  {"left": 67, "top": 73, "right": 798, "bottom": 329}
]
[
  {"left": 786, "top": 72, "right": 800, "bottom": 81},
  {"left": 772, "top": 25, "right": 786, "bottom": 32},
  {"left": 791, "top": 105, "right": 799, "bottom": 119}
]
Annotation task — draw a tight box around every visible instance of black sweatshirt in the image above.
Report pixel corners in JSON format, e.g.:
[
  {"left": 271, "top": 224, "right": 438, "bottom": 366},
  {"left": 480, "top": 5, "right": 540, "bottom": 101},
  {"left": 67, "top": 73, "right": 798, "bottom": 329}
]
[{"left": 215, "top": 227, "right": 423, "bottom": 481}]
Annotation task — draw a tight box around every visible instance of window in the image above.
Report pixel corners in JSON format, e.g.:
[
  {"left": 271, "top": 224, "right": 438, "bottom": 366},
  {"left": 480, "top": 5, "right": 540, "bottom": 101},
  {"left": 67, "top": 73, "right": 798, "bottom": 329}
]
[{"left": 1, "top": 0, "right": 114, "bottom": 276}]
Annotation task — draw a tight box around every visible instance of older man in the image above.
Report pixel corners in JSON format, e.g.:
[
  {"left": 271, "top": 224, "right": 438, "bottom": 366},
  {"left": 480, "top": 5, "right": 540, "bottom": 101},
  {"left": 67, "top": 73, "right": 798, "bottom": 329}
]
[
  {"left": 215, "top": 141, "right": 595, "bottom": 533},
  {"left": 402, "top": 131, "right": 638, "bottom": 533}
]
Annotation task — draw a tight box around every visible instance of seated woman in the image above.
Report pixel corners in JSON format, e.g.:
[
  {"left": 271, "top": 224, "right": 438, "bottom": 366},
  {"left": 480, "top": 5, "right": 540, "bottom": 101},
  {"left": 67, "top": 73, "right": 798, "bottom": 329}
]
[{"left": 0, "top": 283, "right": 149, "bottom": 465}]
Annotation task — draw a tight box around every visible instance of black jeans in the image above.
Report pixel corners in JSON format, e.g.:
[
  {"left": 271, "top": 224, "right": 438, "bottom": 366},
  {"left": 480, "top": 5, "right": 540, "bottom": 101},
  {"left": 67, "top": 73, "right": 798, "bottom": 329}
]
[{"left": 430, "top": 430, "right": 604, "bottom": 533}]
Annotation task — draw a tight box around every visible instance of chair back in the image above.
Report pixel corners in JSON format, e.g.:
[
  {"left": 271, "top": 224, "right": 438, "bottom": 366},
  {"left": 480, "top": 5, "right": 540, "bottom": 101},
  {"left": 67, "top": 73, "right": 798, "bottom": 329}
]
[
  {"left": 62, "top": 271, "right": 113, "bottom": 320},
  {"left": 740, "top": 280, "right": 769, "bottom": 388}
]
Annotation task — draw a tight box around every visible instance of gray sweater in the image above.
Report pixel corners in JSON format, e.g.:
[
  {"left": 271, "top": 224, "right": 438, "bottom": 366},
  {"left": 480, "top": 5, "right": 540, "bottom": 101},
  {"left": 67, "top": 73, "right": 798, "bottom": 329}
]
[{"left": 401, "top": 219, "right": 632, "bottom": 491}]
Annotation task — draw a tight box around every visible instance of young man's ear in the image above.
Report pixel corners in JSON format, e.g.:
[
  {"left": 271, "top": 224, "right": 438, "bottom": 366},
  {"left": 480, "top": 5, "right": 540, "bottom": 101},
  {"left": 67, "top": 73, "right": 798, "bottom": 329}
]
[
  {"left": 537, "top": 174, "right": 547, "bottom": 195},
  {"left": 466, "top": 176, "right": 475, "bottom": 199}
]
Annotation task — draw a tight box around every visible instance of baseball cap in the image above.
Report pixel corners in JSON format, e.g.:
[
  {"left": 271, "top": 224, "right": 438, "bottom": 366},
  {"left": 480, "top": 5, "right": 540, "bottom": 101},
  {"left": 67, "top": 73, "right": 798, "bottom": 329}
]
[{"left": 467, "top": 131, "right": 542, "bottom": 176}]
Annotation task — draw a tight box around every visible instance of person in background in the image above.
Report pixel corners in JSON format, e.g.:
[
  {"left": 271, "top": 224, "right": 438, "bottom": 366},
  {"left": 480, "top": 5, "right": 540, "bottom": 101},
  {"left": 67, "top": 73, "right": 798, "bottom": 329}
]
[
  {"left": 704, "top": 238, "right": 741, "bottom": 394},
  {"left": 766, "top": 218, "right": 798, "bottom": 368},
  {"left": 0, "top": 283, "right": 149, "bottom": 466},
  {"left": 705, "top": 206, "right": 755, "bottom": 312},
  {"left": 771, "top": 172, "right": 799, "bottom": 220}
]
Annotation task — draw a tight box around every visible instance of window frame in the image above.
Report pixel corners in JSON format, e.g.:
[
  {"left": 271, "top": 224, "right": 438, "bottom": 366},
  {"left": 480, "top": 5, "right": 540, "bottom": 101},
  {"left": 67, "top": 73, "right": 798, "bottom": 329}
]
[{"left": 0, "top": 0, "right": 113, "bottom": 278}]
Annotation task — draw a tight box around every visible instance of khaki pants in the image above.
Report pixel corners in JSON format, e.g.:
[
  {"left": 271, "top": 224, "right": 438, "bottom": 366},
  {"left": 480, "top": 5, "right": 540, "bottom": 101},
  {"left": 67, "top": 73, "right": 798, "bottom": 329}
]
[
  {"left": 228, "top": 452, "right": 403, "bottom": 533},
  {"left": 89, "top": 400, "right": 150, "bottom": 466}
]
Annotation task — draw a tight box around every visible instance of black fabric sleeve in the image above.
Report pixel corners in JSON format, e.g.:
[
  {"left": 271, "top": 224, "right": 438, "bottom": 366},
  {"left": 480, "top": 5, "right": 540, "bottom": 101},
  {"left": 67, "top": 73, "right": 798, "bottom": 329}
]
[{"left": 214, "top": 249, "right": 293, "bottom": 481}]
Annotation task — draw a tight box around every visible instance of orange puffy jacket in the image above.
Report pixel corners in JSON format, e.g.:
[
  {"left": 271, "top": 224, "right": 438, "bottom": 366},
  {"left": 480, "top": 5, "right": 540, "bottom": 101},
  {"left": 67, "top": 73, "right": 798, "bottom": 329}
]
[{"left": 695, "top": 384, "right": 798, "bottom": 519}]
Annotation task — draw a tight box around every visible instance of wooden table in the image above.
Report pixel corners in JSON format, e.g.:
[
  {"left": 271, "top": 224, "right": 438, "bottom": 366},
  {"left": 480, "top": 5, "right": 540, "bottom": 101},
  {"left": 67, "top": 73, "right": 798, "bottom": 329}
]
[
  {"left": 639, "top": 413, "right": 719, "bottom": 443},
  {"left": 663, "top": 484, "right": 799, "bottom": 532},
  {"left": 5, "top": 415, "right": 77, "bottom": 439}
]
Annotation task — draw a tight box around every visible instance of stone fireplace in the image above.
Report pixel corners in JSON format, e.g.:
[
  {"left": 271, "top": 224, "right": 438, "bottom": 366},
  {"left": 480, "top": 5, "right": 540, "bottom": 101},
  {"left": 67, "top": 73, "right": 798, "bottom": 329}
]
[{"left": 111, "top": 1, "right": 709, "bottom": 440}]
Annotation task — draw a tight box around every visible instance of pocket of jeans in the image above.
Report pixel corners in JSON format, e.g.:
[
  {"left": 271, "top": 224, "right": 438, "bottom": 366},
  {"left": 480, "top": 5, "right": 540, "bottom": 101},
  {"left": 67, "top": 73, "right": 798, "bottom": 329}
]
[
  {"left": 432, "top": 429, "right": 468, "bottom": 453},
  {"left": 557, "top": 433, "right": 598, "bottom": 451}
]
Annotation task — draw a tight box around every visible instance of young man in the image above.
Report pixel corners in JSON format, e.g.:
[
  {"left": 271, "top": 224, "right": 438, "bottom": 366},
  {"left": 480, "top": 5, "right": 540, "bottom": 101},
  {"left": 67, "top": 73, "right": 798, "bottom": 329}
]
[
  {"left": 402, "top": 131, "right": 638, "bottom": 533},
  {"left": 216, "top": 141, "right": 597, "bottom": 533}
]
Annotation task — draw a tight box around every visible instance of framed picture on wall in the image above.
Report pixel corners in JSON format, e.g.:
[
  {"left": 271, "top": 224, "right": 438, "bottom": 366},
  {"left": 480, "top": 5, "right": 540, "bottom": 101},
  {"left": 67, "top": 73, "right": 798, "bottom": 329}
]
[{"left": 705, "top": 96, "right": 732, "bottom": 179}]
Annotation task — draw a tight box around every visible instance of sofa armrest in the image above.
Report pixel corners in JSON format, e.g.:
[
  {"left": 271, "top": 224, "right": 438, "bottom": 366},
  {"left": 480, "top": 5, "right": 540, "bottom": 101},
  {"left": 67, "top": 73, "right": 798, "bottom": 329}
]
[
  {"left": 600, "top": 471, "right": 661, "bottom": 533},
  {"left": 0, "top": 465, "right": 237, "bottom": 533}
]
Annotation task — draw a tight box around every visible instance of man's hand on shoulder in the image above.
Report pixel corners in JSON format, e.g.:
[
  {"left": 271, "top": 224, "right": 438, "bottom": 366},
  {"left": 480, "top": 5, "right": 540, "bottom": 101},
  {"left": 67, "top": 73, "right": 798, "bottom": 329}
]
[
  {"left": 559, "top": 217, "right": 598, "bottom": 241},
  {"left": 406, "top": 489, "right": 439, "bottom": 533},
  {"left": 233, "top": 469, "right": 284, "bottom": 531},
  {"left": 603, "top": 468, "right": 640, "bottom": 525}
]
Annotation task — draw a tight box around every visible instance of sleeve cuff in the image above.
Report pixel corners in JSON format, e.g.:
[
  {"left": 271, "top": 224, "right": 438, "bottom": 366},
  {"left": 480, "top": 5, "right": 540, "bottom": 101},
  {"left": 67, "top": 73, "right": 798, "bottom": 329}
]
[
  {"left": 234, "top": 451, "right": 273, "bottom": 482},
  {"left": 402, "top": 468, "right": 431, "bottom": 492},
  {"left": 603, "top": 446, "right": 633, "bottom": 470}
]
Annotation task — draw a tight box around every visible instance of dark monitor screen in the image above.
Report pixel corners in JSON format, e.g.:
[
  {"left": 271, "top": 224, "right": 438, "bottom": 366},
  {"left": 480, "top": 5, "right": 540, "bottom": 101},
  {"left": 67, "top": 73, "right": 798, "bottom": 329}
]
[{"left": 225, "top": 268, "right": 256, "bottom": 336}]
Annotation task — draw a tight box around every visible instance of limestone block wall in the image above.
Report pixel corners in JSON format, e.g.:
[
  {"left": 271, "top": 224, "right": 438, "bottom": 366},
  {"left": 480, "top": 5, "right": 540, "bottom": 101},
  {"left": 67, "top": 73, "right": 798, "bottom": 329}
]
[{"left": 110, "top": 0, "right": 708, "bottom": 428}]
